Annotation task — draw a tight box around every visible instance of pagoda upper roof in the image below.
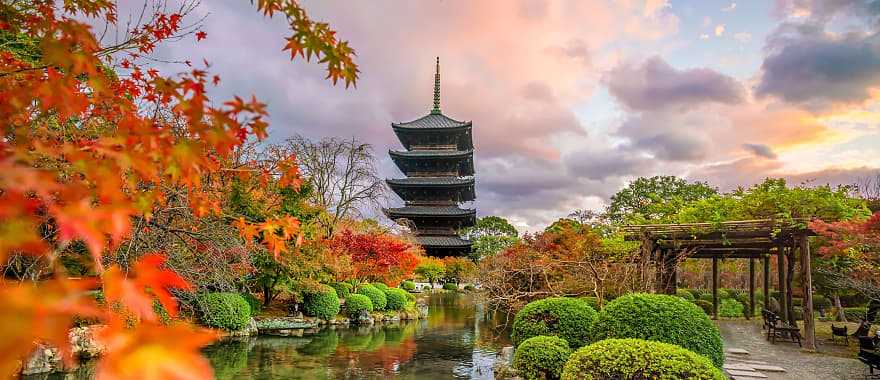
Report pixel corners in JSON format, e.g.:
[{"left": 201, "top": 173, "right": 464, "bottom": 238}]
[
  {"left": 389, "top": 149, "right": 473, "bottom": 158},
  {"left": 416, "top": 235, "right": 472, "bottom": 248},
  {"left": 385, "top": 206, "right": 476, "bottom": 218},
  {"left": 392, "top": 113, "right": 471, "bottom": 130},
  {"left": 386, "top": 177, "right": 474, "bottom": 187}
]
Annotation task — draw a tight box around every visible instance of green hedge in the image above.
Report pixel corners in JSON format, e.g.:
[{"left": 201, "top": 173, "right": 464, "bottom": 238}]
[
  {"left": 345, "top": 294, "right": 373, "bottom": 318},
  {"left": 513, "top": 335, "right": 571, "bottom": 380},
  {"left": 356, "top": 284, "right": 387, "bottom": 311},
  {"left": 813, "top": 295, "right": 832, "bottom": 310},
  {"left": 464, "top": 284, "right": 476, "bottom": 292},
  {"left": 511, "top": 297, "right": 598, "bottom": 348},
  {"left": 719, "top": 298, "right": 744, "bottom": 318},
  {"left": 676, "top": 289, "right": 695, "bottom": 302},
  {"left": 561, "top": 338, "right": 726, "bottom": 380},
  {"left": 578, "top": 296, "right": 600, "bottom": 311},
  {"left": 384, "top": 288, "right": 408, "bottom": 311},
  {"left": 198, "top": 292, "right": 251, "bottom": 331},
  {"left": 442, "top": 282, "right": 458, "bottom": 291},
  {"left": 845, "top": 307, "right": 868, "bottom": 321},
  {"left": 694, "top": 299, "right": 713, "bottom": 315},
  {"left": 329, "top": 282, "right": 352, "bottom": 299},
  {"left": 303, "top": 285, "right": 341, "bottom": 320},
  {"left": 699, "top": 293, "right": 714, "bottom": 302},
  {"left": 687, "top": 288, "right": 704, "bottom": 299},
  {"left": 590, "top": 293, "right": 724, "bottom": 367},
  {"left": 371, "top": 282, "right": 390, "bottom": 292},
  {"left": 240, "top": 292, "right": 262, "bottom": 315},
  {"left": 400, "top": 280, "right": 416, "bottom": 292}
]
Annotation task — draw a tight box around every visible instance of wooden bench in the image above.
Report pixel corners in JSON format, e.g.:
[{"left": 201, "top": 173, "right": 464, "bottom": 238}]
[
  {"left": 858, "top": 336, "right": 880, "bottom": 379},
  {"left": 831, "top": 324, "right": 849, "bottom": 345},
  {"left": 771, "top": 324, "right": 802, "bottom": 347}
]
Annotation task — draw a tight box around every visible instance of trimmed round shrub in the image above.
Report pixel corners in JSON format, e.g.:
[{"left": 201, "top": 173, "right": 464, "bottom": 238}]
[
  {"left": 719, "top": 298, "right": 744, "bottom": 318},
  {"left": 561, "top": 338, "right": 726, "bottom": 380},
  {"left": 404, "top": 292, "right": 416, "bottom": 302},
  {"left": 699, "top": 293, "right": 714, "bottom": 302},
  {"left": 240, "top": 292, "right": 262, "bottom": 315},
  {"left": 400, "top": 280, "right": 416, "bottom": 292},
  {"left": 371, "top": 282, "right": 389, "bottom": 292},
  {"left": 688, "top": 288, "right": 704, "bottom": 299},
  {"left": 716, "top": 288, "right": 730, "bottom": 300},
  {"left": 303, "top": 285, "right": 341, "bottom": 320},
  {"left": 511, "top": 297, "right": 598, "bottom": 348},
  {"left": 694, "top": 299, "right": 713, "bottom": 314},
  {"left": 590, "top": 293, "right": 724, "bottom": 367},
  {"left": 578, "top": 296, "right": 600, "bottom": 311},
  {"left": 345, "top": 293, "right": 374, "bottom": 318},
  {"left": 329, "top": 282, "right": 352, "bottom": 299},
  {"left": 677, "top": 289, "right": 695, "bottom": 301},
  {"left": 384, "top": 288, "right": 408, "bottom": 311},
  {"left": 357, "top": 284, "right": 387, "bottom": 311},
  {"left": 463, "top": 284, "right": 476, "bottom": 292},
  {"left": 198, "top": 292, "right": 251, "bottom": 331},
  {"left": 442, "top": 282, "right": 458, "bottom": 291},
  {"left": 513, "top": 335, "right": 572, "bottom": 380}
]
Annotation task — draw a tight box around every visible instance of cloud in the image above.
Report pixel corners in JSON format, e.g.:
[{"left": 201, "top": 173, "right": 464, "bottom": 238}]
[
  {"left": 734, "top": 32, "right": 752, "bottom": 43},
  {"left": 742, "top": 143, "right": 778, "bottom": 159},
  {"left": 606, "top": 56, "right": 745, "bottom": 111},
  {"left": 689, "top": 158, "right": 879, "bottom": 192},
  {"left": 715, "top": 24, "right": 726, "bottom": 36},
  {"left": 722, "top": 3, "right": 737, "bottom": 12}
]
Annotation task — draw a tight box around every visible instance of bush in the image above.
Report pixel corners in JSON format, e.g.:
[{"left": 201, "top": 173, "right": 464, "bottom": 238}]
[
  {"left": 356, "top": 284, "right": 387, "bottom": 311},
  {"left": 793, "top": 297, "right": 803, "bottom": 307},
  {"left": 511, "top": 297, "right": 598, "bottom": 348},
  {"left": 677, "top": 289, "right": 695, "bottom": 301},
  {"left": 716, "top": 288, "right": 730, "bottom": 300},
  {"left": 578, "top": 296, "right": 600, "bottom": 311},
  {"left": 303, "top": 285, "right": 341, "bottom": 320},
  {"left": 404, "top": 292, "right": 416, "bottom": 302},
  {"left": 590, "top": 293, "right": 724, "bottom": 367},
  {"left": 793, "top": 306, "right": 804, "bottom": 321},
  {"left": 344, "top": 294, "right": 374, "bottom": 318},
  {"left": 384, "top": 288, "right": 408, "bottom": 311},
  {"left": 513, "top": 336, "right": 571, "bottom": 380},
  {"left": 197, "top": 292, "right": 252, "bottom": 331},
  {"left": 442, "top": 282, "right": 458, "bottom": 291},
  {"left": 699, "top": 293, "right": 714, "bottom": 302},
  {"left": 329, "top": 282, "right": 352, "bottom": 299},
  {"left": 719, "top": 298, "right": 744, "bottom": 318},
  {"left": 464, "top": 284, "right": 476, "bottom": 292},
  {"left": 240, "top": 292, "right": 262, "bottom": 315},
  {"left": 372, "top": 282, "right": 389, "bottom": 292},
  {"left": 400, "top": 280, "right": 416, "bottom": 292},
  {"left": 694, "top": 299, "right": 713, "bottom": 314},
  {"left": 813, "top": 295, "right": 832, "bottom": 311},
  {"left": 845, "top": 307, "right": 868, "bottom": 321},
  {"left": 561, "top": 338, "right": 726, "bottom": 380}
]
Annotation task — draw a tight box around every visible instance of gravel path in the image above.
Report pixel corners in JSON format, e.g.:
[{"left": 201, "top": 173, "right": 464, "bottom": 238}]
[{"left": 717, "top": 320, "right": 864, "bottom": 379}]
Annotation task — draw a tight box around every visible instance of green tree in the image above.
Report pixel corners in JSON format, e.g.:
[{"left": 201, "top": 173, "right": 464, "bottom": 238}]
[
  {"left": 414, "top": 259, "right": 445, "bottom": 287},
  {"left": 607, "top": 176, "right": 717, "bottom": 224},
  {"left": 461, "top": 216, "right": 519, "bottom": 261}
]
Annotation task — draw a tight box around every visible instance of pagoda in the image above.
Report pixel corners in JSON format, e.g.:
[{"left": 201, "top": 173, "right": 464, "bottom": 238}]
[{"left": 385, "top": 58, "right": 476, "bottom": 257}]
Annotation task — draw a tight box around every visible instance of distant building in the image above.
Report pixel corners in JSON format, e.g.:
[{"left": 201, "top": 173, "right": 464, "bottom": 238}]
[{"left": 385, "top": 58, "right": 476, "bottom": 257}]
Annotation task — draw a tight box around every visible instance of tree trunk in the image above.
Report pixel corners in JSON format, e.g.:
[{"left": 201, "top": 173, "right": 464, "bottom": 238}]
[{"left": 835, "top": 294, "right": 847, "bottom": 322}]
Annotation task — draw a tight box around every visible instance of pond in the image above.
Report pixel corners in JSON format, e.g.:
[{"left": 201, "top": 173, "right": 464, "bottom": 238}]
[{"left": 203, "top": 292, "right": 511, "bottom": 379}]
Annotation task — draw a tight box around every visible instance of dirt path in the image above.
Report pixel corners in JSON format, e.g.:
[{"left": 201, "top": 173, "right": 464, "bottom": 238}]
[{"left": 717, "top": 320, "right": 864, "bottom": 379}]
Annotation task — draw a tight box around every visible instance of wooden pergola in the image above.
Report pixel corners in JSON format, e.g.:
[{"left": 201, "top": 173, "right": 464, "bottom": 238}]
[{"left": 623, "top": 219, "right": 818, "bottom": 351}]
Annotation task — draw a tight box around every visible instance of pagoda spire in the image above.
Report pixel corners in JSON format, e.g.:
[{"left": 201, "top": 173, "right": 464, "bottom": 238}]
[{"left": 431, "top": 57, "right": 441, "bottom": 114}]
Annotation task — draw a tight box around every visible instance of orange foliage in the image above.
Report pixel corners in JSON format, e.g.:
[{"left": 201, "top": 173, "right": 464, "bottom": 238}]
[{"left": 329, "top": 230, "right": 420, "bottom": 285}]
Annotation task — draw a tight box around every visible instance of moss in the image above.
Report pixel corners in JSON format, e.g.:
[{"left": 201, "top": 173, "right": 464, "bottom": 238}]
[
  {"left": 511, "top": 297, "right": 598, "bottom": 348},
  {"left": 513, "top": 335, "right": 571, "bottom": 380},
  {"left": 561, "top": 339, "right": 726, "bottom": 380}
]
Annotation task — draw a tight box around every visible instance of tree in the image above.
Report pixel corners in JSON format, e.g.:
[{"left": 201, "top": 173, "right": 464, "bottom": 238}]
[
  {"left": 811, "top": 212, "right": 880, "bottom": 301},
  {"left": 606, "top": 176, "right": 717, "bottom": 224},
  {"left": 271, "top": 135, "right": 385, "bottom": 234},
  {"left": 442, "top": 256, "right": 478, "bottom": 284},
  {"left": 461, "top": 216, "right": 519, "bottom": 261},
  {"left": 0, "top": 0, "right": 358, "bottom": 377},
  {"left": 414, "top": 259, "right": 445, "bottom": 287},
  {"left": 328, "top": 229, "right": 420, "bottom": 285}
]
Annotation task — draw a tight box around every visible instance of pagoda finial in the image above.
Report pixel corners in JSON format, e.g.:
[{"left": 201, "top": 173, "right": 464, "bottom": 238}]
[{"left": 431, "top": 57, "right": 441, "bottom": 114}]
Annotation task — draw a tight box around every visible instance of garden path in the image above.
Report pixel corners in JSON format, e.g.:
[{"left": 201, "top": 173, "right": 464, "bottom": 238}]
[{"left": 717, "top": 320, "right": 863, "bottom": 379}]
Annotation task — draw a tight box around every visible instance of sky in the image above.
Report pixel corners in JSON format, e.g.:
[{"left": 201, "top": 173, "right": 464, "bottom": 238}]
[{"left": 140, "top": 0, "right": 880, "bottom": 232}]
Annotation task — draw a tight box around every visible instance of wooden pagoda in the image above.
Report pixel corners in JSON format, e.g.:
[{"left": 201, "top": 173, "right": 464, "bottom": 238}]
[{"left": 384, "top": 58, "right": 476, "bottom": 257}]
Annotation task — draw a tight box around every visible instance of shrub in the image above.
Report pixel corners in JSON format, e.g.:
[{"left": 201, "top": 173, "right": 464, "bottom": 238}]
[
  {"left": 197, "top": 292, "right": 251, "bottom": 331},
  {"left": 694, "top": 299, "right": 713, "bottom": 314},
  {"left": 813, "top": 295, "right": 832, "bottom": 311},
  {"left": 404, "top": 292, "right": 416, "bottom": 302},
  {"left": 793, "top": 297, "right": 803, "bottom": 307},
  {"left": 511, "top": 297, "right": 598, "bottom": 348},
  {"left": 463, "top": 284, "right": 476, "bottom": 292},
  {"left": 303, "top": 285, "right": 341, "bottom": 320},
  {"left": 688, "top": 288, "right": 705, "bottom": 299},
  {"left": 793, "top": 306, "right": 804, "bottom": 321},
  {"left": 372, "top": 282, "right": 389, "bottom": 292},
  {"left": 345, "top": 294, "right": 374, "bottom": 318},
  {"left": 845, "top": 307, "right": 868, "bottom": 321},
  {"left": 442, "top": 282, "right": 458, "bottom": 291},
  {"left": 716, "top": 288, "right": 730, "bottom": 300},
  {"left": 561, "top": 338, "right": 726, "bottom": 380},
  {"left": 400, "top": 280, "right": 416, "bottom": 292},
  {"left": 384, "top": 288, "right": 408, "bottom": 311},
  {"left": 719, "top": 298, "right": 744, "bottom": 318},
  {"left": 677, "top": 289, "right": 695, "bottom": 301},
  {"left": 329, "top": 282, "right": 352, "bottom": 299},
  {"left": 590, "top": 293, "right": 724, "bottom": 367},
  {"left": 699, "top": 293, "right": 714, "bottom": 302},
  {"left": 240, "top": 292, "right": 262, "bottom": 315},
  {"left": 357, "top": 284, "right": 387, "bottom": 311},
  {"left": 578, "top": 296, "right": 600, "bottom": 311},
  {"left": 513, "top": 336, "right": 571, "bottom": 380}
]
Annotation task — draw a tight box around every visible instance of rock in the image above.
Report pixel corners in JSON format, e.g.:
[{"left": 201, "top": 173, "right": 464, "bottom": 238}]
[
  {"left": 417, "top": 303, "right": 429, "bottom": 318},
  {"left": 726, "top": 369, "right": 768, "bottom": 378},
  {"left": 724, "top": 363, "right": 756, "bottom": 371},
  {"left": 356, "top": 310, "right": 374, "bottom": 325},
  {"left": 254, "top": 317, "right": 318, "bottom": 331},
  {"left": 69, "top": 325, "right": 105, "bottom": 358},
  {"left": 500, "top": 346, "right": 515, "bottom": 366},
  {"left": 21, "top": 345, "right": 62, "bottom": 375},
  {"left": 751, "top": 364, "right": 786, "bottom": 372},
  {"left": 726, "top": 348, "right": 750, "bottom": 355}
]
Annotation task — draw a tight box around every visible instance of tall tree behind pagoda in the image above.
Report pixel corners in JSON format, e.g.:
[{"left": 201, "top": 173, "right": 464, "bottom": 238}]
[{"left": 0, "top": 0, "right": 357, "bottom": 377}]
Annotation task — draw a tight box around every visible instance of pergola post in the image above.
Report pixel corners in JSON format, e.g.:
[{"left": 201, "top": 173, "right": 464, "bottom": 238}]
[
  {"left": 800, "top": 235, "right": 816, "bottom": 351},
  {"left": 777, "top": 244, "right": 788, "bottom": 322},
  {"left": 712, "top": 256, "right": 719, "bottom": 320},
  {"left": 763, "top": 254, "right": 770, "bottom": 312},
  {"left": 786, "top": 240, "right": 797, "bottom": 325},
  {"left": 663, "top": 250, "right": 678, "bottom": 295},
  {"left": 748, "top": 258, "right": 755, "bottom": 319}
]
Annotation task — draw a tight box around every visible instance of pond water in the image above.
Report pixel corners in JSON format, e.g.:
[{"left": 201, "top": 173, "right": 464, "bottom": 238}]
[{"left": 203, "top": 292, "right": 511, "bottom": 379}]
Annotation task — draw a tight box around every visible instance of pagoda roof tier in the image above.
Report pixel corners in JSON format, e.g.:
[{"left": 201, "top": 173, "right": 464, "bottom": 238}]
[
  {"left": 386, "top": 177, "right": 475, "bottom": 202},
  {"left": 389, "top": 149, "right": 473, "bottom": 158},
  {"left": 386, "top": 177, "right": 474, "bottom": 186},
  {"left": 385, "top": 206, "right": 476, "bottom": 218},
  {"left": 392, "top": 113, "right": 472, "bottom": 129},
  {"left": 416, "top": 235, "right": 472, "bottom": 248}
]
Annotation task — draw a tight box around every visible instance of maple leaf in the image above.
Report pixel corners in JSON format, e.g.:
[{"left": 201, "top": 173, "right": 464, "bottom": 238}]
[
  {"left": 195, "top": 30, "right": 207, "bottom": 41},
  {"left": 103, "top": 254, "right": 191, "bottom": 321}
]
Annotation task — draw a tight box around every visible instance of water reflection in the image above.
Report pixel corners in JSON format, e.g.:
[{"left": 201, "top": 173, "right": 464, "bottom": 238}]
[{"left": 203, "top": 292, "right": 510, "bottom": 379}]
